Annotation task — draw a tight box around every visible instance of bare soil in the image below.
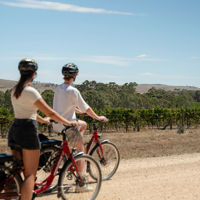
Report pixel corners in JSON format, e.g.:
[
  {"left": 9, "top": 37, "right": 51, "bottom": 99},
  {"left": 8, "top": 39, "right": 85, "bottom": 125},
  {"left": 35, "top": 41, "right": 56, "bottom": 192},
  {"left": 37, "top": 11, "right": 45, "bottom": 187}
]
[{"left": 1, "top": 128, "right": 200, "bottom": 200}]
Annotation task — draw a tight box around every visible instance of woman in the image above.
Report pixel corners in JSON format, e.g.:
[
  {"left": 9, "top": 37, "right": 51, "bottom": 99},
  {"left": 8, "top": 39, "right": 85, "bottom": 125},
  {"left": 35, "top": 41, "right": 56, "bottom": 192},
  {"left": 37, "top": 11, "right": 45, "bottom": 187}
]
[{"left": 8, "top": 58, "right": 78, "bottom": 200}]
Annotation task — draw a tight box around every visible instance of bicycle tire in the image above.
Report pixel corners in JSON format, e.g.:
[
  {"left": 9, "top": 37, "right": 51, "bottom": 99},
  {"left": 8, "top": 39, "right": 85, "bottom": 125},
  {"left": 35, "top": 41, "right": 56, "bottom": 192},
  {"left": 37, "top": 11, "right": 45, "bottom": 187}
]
[
  {"left": 58, "top": 154, "right": 102, "bottom": 200},
  {"left": 89, "top": 141, "right": 120, "bottom": 180},
  {"left": 0, "top": 164, "right": 22, "bottom": 200}
]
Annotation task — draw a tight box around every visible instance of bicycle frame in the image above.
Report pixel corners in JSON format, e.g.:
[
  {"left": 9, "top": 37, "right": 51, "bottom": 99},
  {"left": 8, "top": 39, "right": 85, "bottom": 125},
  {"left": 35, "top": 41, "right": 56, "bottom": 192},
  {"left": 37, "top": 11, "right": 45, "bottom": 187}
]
[
  {"left": 85, "top": 121, "right": 107, "bottom": 163},
  {"left": 35, "top": 135, "right": 82, "bottom": 195}
]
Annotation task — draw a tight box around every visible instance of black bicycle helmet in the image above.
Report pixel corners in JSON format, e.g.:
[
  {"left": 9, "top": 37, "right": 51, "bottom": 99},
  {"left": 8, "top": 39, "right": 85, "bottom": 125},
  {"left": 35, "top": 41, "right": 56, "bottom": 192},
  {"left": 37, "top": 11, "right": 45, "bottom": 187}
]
[
  {"left": 18, "top": 58, "right": 38, "bottom": 74},
  {"left": 62, "top": 63, "right": 79, "bottom": 77}
]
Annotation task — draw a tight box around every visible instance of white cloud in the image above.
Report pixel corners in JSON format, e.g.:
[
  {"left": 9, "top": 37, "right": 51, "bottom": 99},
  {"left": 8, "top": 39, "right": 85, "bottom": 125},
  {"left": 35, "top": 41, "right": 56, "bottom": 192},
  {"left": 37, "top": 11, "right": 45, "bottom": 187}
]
[
  {"left": 136, "top": 54, "right": 148, "bottom": 58},
  {"left": 0, "top": 0, "right": 136, "bottom": 15},
  {"left": 78, "top": 54, "right": 164, "bottom": 66},
  {"left": 79, "top": 56, "right": 131, "bottom": 66},
  {"left": 0, "top": 54, "right": 164, "bottom": 67},
  {"left": 191, "top": 56, "right": 200, "bottom": 60},
  {"left": 132, "top": 54, "right": 164, "bottom": 62}
]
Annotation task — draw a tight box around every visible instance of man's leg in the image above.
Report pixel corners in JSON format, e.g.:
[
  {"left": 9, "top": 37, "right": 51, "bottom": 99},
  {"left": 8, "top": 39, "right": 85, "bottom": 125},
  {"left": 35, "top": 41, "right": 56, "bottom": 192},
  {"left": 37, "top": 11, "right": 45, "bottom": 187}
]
[
  {"left": 78, "top": 120, "right": 87, "bottom": 137},
  {"left": 71, "top": 120, "right": 87, "bottom": 177},
  {"left": 73, "top": 120, "right": 92, "bottom": 192}
]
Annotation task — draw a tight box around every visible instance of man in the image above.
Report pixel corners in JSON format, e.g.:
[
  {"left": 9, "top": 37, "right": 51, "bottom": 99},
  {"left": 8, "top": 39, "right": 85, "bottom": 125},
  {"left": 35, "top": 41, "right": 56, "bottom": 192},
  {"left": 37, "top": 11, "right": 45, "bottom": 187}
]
[
  {"left": 53, "top": 63, "right": 107, "bottom": 134},
  {"left": 53, "top": 63, "right": 107, "bottom": 192}
]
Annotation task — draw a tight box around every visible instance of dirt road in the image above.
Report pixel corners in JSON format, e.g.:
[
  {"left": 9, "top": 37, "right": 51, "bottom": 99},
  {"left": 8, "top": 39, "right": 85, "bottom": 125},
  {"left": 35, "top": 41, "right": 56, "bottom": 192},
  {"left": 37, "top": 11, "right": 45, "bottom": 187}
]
[{"left": 37, "top": 153, "right": 200, "bottom": 200}]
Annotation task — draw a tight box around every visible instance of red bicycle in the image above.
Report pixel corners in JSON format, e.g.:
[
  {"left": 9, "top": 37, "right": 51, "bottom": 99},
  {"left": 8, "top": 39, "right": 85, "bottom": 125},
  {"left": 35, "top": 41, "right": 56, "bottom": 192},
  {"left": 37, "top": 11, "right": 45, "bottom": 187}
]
[
  {"left": 85, "top": 119, "right": 120, "bottom": 180},
  {"left": 0, "top": 125, "right": 102, "bottom": 200},
  {"left": 37, "top": 119, "right": 120, "bottom": 184},
  {"left": 39, "top": 119, "right": 120, "bottom": 182}
]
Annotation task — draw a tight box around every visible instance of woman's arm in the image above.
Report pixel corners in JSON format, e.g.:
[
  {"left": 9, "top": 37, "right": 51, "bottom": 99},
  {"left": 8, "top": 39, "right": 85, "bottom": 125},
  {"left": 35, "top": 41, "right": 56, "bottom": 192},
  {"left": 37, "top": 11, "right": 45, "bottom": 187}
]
[
  {"left": 34, "top": 98, "right": 78, "bottom": 126},
  {"left": 36, "top": 114, "right": 50, "bottom": 124}
]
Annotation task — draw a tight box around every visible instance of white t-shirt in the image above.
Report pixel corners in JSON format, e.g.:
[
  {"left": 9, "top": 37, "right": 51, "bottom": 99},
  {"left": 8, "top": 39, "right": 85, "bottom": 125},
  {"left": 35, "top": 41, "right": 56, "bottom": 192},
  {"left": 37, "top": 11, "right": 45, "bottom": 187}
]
[
  {"left": 11, "top": 86, "right": 42, "bottom": 120},
  {"left": 53, "top": 83, "right": 89, "bottom": 132}
]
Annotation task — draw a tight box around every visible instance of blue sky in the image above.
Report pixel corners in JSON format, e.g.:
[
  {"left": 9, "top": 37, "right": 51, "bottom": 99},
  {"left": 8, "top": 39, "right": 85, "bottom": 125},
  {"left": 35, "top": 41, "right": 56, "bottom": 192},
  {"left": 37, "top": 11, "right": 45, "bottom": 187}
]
[{"left": 0, "top": 0, "right": 199, "bottom": 87}]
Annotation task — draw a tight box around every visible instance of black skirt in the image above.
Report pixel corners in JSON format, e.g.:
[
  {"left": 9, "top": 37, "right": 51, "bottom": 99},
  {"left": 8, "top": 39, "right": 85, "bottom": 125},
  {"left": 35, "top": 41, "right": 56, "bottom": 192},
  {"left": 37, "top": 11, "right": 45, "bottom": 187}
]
[{"left": 8, "top": 119, "right": 41, "bottom": 150}]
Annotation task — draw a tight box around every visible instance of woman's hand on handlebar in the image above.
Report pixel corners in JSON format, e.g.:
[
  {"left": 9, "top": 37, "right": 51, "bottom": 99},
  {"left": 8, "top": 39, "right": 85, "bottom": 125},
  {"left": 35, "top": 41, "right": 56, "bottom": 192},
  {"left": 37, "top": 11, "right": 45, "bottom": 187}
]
[
  {"left": 43, "top": 117, "right": 51, "bottom": 125},
  {"left": 37, "top": 115, "right": 51, "bottom": 125}
]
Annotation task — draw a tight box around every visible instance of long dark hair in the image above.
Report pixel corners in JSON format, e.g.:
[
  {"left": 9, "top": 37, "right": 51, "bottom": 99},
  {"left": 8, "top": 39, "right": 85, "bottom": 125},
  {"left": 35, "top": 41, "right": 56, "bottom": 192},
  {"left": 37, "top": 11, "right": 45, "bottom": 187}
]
[{"left": 13, "top": 72, "right": 34, "bottom": 99}]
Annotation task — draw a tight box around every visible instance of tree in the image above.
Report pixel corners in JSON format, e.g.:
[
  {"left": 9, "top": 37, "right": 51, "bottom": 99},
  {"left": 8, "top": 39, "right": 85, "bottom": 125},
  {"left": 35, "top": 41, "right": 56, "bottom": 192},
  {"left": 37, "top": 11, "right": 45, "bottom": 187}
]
[
  {"left": 41, "top": 90, "right": 54, "bottom": 107},
  {"left": 0, "top": 91, "right": 5, "bottom": 107},
  {"left": 0, "top": 107, "right": 13, "bottom": 138},
  {"left": 4, "top": 90, "right": 12, "bottom": 111},
  {"left": 81, "top": 90, "right": 108, "bottom": 110},
  {"left": 194, "top": 91, "right": 200, "bottom": 102}
]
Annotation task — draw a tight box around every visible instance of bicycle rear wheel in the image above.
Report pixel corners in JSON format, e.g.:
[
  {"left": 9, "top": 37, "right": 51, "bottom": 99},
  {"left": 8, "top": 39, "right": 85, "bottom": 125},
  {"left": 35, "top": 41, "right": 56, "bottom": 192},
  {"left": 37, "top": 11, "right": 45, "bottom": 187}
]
[
  {"left": 0, "top": 165, "right": 22, "bottom": 200},
  {"left": 36, "top": 146, "right": 62, "bottom": 192},
  {"left": 90, "top": 141, "right": 120, "bottom": 180},
  {"left": 58, "top": 154, "right": 102, "bottom": 200}
]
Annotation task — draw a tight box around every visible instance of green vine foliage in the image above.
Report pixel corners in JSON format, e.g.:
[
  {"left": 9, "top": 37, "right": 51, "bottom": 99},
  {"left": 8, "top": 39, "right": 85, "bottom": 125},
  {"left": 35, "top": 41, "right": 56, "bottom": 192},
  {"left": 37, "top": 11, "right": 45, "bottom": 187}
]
[{"left": 0, "top": 82, "right": 200, "bottom": 137}]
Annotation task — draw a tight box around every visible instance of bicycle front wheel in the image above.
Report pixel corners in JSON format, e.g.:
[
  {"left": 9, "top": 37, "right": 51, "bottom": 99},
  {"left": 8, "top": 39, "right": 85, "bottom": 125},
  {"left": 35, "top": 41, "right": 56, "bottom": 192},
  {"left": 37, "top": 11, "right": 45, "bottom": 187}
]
[
  {"left": 58, "top": 154, "right": 102, "bottom": 200},
  {"left": 90, "top": 141, "right": 120, "bottom": 180}
]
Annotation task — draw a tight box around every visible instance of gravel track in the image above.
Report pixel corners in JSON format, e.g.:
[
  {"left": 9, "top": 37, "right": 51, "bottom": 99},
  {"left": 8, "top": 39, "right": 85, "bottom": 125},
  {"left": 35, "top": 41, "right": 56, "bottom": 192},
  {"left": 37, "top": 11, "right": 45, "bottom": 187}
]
[{"left": 37, "top": 153, "right": 200, "bottom": 200}]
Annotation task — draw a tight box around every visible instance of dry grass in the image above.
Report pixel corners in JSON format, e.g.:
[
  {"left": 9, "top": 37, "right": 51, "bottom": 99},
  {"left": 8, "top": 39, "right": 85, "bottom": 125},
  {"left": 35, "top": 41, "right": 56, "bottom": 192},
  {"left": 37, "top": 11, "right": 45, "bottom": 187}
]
[
  {"left": 1, "top": 128, "right": 200, "bottom": 159},
  {"left": 87, "top": 128, "right": 200, "bottom": 159}
]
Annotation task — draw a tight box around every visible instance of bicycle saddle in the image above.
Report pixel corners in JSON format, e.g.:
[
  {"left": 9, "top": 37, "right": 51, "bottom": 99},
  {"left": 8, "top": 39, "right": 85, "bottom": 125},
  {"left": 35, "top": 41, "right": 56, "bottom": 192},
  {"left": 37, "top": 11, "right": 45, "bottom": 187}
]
[{"left": 0, "top": 154, "right": 13, "bottom": 164}]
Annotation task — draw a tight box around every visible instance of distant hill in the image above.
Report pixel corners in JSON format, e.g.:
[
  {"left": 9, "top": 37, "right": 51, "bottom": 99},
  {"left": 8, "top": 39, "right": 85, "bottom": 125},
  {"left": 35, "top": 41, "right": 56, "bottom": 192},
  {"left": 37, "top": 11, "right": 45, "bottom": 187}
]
[
  {"left": 0, "top": 79, "right": 57, "bottom": 93},
  {"left": 135, "top": 84, "right": 200, "bottom": 93},
  {"left": 0, "top": 79, "right": 199, "bottom": 93},
  {"left": 0, "top": 79, "right": 17, "bottom": 90}
]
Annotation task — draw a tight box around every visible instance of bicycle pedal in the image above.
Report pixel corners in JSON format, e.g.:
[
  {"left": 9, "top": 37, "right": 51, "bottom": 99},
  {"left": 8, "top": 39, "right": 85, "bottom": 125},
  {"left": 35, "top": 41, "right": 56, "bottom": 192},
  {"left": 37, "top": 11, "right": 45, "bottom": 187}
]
[{"left": 72, "top": 148, "right": 77, "bottom": 153}]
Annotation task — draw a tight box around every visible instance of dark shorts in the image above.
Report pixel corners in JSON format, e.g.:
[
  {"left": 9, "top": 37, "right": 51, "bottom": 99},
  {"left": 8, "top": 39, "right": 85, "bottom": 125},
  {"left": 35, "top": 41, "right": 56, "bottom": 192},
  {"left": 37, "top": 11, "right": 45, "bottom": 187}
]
[{"left": 8, "top": 119, "right": 41, "bottom": 150}]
